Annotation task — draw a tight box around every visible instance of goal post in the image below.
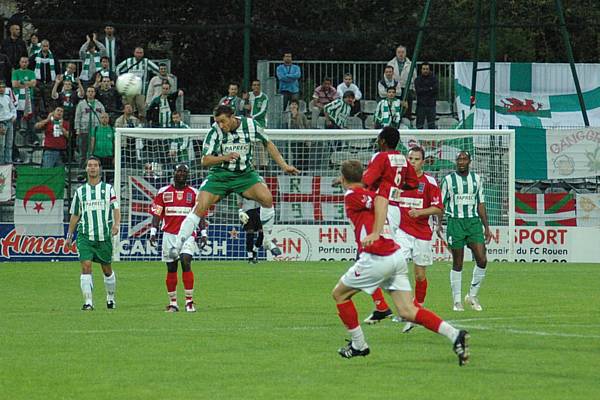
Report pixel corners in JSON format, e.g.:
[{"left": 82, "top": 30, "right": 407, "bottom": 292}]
[{"left": 114, "top": 127, "right": 515, "bottom": 262}]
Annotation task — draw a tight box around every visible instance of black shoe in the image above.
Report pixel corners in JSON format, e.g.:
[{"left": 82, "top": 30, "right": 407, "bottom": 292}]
[
  {"left": 81, "top": 304, "right": 94, "bottom": 311},
  {"left": 248, "top": 253, "right": 258, "bottom": 264},
  {"left": 453, "top": 330, "right": 470, "bottom": 366},
  {"left": 165, "top": 304, "right": 179, "bottom": 312},
  {"left": 338, "top": 340, "right": 370, "bottom": 359},
  {"left": 107, "top": 300, "right": 116, "bottom": 309},
  {"left": 363, "top": 309, "right": 393, "bottom": 324}
]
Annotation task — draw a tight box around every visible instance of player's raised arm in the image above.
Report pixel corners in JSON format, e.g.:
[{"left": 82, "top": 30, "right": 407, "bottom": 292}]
[{"left": 264, "top": 140, "right": 299, "bottom": 175}]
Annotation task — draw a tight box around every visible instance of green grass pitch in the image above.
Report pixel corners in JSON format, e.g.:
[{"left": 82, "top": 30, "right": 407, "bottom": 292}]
[{"left": 1, "top": 260, "right": 599, "bottom": 400}]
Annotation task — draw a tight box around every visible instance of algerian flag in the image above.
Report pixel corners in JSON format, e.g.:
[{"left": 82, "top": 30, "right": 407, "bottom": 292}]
[
  {"left": 516, "top": 127, "right": 600, "bottom": 179},
  {"left": 14, "top": 166, "right": 65, "bottom": 236},
  {"left": 455, "top": 62, "right": 600, "bottom": 128},
  {"left": 0, "top": 165, "right": 12, "bottom": 202}
]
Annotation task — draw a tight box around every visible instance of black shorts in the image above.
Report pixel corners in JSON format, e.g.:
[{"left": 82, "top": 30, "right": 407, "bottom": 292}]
[{"left": 243, "top": 208, "right": 262, "bottom": 232}]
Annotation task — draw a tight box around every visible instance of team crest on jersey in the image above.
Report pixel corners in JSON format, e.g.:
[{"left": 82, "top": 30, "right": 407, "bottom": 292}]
[
  {"left": 163, "top": 192, "right": 173, "bottom": 203},
  {"left": 186, "top": 192, "right": 193, "bottom": 203},
  {"left": 418, "top": 182, "right": 425, "bottom": 193},
  {"left": 176, "top": 191, "right": 183, "bottom": 201}
]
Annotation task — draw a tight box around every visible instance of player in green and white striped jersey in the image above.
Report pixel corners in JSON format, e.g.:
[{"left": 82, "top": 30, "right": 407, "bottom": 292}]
[
  {"left": 438, "top": 151, "right": 491, "bottom": 312},
  {"left": 66, "top": 157, "right": 121, "bottom": 311},
  {"left": 169, "top": 105, "right": 299, "bottom": 260}
]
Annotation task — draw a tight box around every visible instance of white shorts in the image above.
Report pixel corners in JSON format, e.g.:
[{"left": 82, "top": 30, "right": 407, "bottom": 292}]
[
  {"left": 162, "top": 232, "right": 198, "bottom": 262},
  {"left": 341, "top": 249, "right": 411, "bottom": 294},
  {"left": 395, "top": 228, "right": 433, "bottom": 266},
  {"left": 387, "top": 204, "right": 401, "bottom": 238}
]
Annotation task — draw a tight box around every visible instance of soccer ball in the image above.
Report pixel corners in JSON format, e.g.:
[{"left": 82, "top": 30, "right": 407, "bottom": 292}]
[{"left": 116, "top": 73, "right": 143, "bottom": 97}]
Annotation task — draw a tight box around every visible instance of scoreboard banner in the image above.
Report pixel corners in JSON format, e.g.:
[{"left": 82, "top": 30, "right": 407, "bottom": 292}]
[{"left": 1, "top": 223, "right": 599, "bottom": 263}]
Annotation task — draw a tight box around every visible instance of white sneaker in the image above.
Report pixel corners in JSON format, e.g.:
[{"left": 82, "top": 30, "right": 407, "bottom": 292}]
[
  {"left": 185, "top": 301, "right": 196, "bottom": 313},
  {"left": 453, "top": 302, "right": 465, "bottom": 311},
  {"left": 465, "top": 294, "right": 483, "bottom": 311},
  {"left": 402, "top": 322, "right": 417, "bottom": 333}
]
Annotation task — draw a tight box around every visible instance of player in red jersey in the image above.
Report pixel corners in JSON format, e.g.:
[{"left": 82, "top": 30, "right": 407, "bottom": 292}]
[
  {"left": 149, "top": 164, "right": 208, "bottom": 312},
  {"left": 394, "top": 147, "right": 444, "bottom": 332},
  {"left": 332, "top": 160, "right": 469, "bottom": 366},
  {"left": 361, "top": 127, "right": 419, "bottom": 324}
]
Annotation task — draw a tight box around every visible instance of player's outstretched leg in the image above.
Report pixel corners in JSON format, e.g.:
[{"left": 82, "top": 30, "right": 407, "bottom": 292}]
[
  {"left": 364, "top": 287, "right": 392, "bottom": 324},
  {"left": 170, "top": 192, "right": 219, "bottom": 259},
  {"left": 389, "top": 290, "right": 470, "bottom": 366},
  {"left": 333, "top": 283, "right": 369, "bottom": 358},
  {"left": 260, "top": 206, "right": 281, "bottom": 256}
]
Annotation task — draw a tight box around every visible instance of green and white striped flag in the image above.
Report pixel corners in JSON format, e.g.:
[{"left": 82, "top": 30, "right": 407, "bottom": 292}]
[
  {"left": 14, "top": 166, "right": 65, "bottom": 236},
  {"left": 455, "top": 62, "right": 600, "bottom": 128}
]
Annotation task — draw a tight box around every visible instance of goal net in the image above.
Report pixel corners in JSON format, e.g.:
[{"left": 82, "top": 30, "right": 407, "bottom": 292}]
[{"left": 114, "top": 127, "right": 515, "bottom": 262}]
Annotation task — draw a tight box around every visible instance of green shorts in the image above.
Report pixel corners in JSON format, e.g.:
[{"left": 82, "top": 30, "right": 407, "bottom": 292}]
[
  {"left": 200, "top": 168, "right": 263, "bottom": 197},
  {"left": 77, "top": 234, "right": 113, "bottom": 264},
  {"left": 446, "top": 217, "right": 485, "bottom": 249}
]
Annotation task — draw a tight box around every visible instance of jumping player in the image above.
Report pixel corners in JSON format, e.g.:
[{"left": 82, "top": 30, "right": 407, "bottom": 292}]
[
  {"left": 168, "top": 105, "right": 299, "bottom": 260},
  {"left": 332, "top": 160, "right": 469, "bottom": 366},
  {"left": 149, "top": 164, "right": 207, "bottom": 312}
]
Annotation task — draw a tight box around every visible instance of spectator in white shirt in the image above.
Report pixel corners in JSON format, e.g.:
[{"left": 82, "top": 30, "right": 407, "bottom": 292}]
[{"left": 336, "top": 73, "right": 362, "bottom": 117}]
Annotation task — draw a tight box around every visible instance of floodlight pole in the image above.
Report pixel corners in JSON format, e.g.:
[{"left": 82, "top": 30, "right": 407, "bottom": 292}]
[
  {"left": 489, "top": 0, "right": 496, "bottom": 129},
  {"left": 555, "top": 0, "right": 589, "bottom": 126},
  {"left": 243, "top": 0, "right": 252, "bottom": 91},
  {"left": 400, "top": 0, "right": 432, "bottom": 120}
]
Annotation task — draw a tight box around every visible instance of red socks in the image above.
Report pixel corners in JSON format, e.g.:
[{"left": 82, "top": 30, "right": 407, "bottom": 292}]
[
  {"left": 414, "top": 307, "right": 443, "bottom": 333},
  {"left": 336, "top": 300, "right": 359, "bottom": 330},
  {"left": 371, "top": 287, "right": 390, "bottom": 311},
  {"left": 182, "top": 271, "right": 194, "bottom": 290},
  {"left": 415, "top": 278, "right": 428, "bottom": 305},
  {"left": 166, "top": 272, "right": 178, "bottom": 292}
]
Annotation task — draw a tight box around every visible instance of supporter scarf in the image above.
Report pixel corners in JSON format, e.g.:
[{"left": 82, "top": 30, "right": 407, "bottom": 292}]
[
  {"left": 51, "top": 116, "right": 62, "bottom": 137},
  {"left": 34, "top": 50, "right": 56, "bottom": 81},
  {"left": 81, "top": 52, "right": 101, "bottom": 81}
]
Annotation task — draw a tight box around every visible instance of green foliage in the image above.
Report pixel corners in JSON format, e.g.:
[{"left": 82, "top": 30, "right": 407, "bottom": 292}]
[{"left": 14, "top": 0, "right": 600, "bottom": 112}]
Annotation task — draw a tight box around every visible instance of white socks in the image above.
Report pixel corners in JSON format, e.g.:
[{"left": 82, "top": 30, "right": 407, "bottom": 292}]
[
  {"left": 260, "top": 207, "right": 275, "bottom": 249},
  {"left": 177, "top": 213, "right": 201, "bottom": 248},
  {"left": 349, "top": 326, "right": 367, "bottom": 350},
  {"left": 450, "top": 270, "right": 462, "bottom": 304},
  {"left": 80, "top": 274, "right": 93, "bottom": 305},
  {"left": 104, "top": 272, "right": 116, "bottom": 302},
  {"left": 438, "top": 321, "right": 460, "bottom": 343},
  {"left": 469, "top": 266, "right": 487, "bottom": 297}
]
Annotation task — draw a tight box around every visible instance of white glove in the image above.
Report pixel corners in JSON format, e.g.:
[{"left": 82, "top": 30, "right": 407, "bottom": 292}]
[{"left": 238, "top": 209, "right": 249, "bottom": 225}]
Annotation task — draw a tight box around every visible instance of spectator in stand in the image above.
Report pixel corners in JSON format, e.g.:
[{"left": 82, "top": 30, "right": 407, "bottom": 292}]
[
  {"left": 30, "top": 39, "right": 60, "bottom": 115},
  {"left": 288, "top": 99, "right": 312, "bottom": 170},
  {"left": 288, "top": 99, "right": 309, "bottom": 129},
  {"left": 415, "top": 62, "right": 438, "bottom": 130},
  {"left": 0, "top": 49, "right": 12, "bottom": 88},
  {"left": 52, "top": 75, "right": 83, "bottom": 161},
  {"left": 79, "top": 34, "right": 106, "bottom": 89},
  {"left": 35, "top": 106, "right": 69, "bottom": 168},
  {"left": 90, "top": 112, "right": 115, "bottom": 176},
  {"left": 93, "top": 56, "right": 117, "bottom": 86},
  {"left": 336, "top": 73, "right": 362, "bottom": 116},
  {"left": 1, "top": 23, "right": 28, "bottom": 69},
  {"left": 146, "top": 80, "right": 184, "bottom": 127},
  {"left": 99, "top": 23, "right": 122, "bottom": 73},
  {"left": 243, "top": 79, "right": 268, "bottom": 127},
  {"left": 74, "top": 86, "right": 105, "bottom": 165},
  {"left": 168, "top": 111, "right": 192, "bottom": 165},
  {"left": 374, "top": 87, "right": 402, "bottom": 129},
  {"left": 377, "top": 65, "right": 401, "bottom": 100},
  {"left": 146, "top": 63, "right": 177, "bottom": 106},
  {"left": 114, "top": 103, "right": 139, "bottom": 128},
  {"left": 0, "top": 80, "right": 17, "bottom": 164},
  {"left": 218, "top": 82, "right": 243, "bottom": 116},
  {"left": 276, "top": 51, "right": 301, "bottom": 110},
  {"left": 63, "top": 62, "right": 78, "bottom": 83},
  {"left": 324, "top": 91, "right": 355, "bottom": 129},
  {"left": 388, "top": 45, "right": 416, "bottom": 120},
  {"left": 116, "top": 47, "right": 160, "bottom": 119},
  {"left": 27, "top": 33, "right": 40, "bottom": 57},
  {"left": 96, "top": 76, "right": 122, "bottom": 123},
  {"left": 310, "top": 77, "right": 337, "bottom": 121},
  {"left": 12, "top": 56, "right": 38, "bottom": 146}
]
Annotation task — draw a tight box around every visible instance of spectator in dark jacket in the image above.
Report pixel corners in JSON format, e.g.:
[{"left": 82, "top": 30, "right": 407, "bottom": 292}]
[
  {"left": 1, "top": 23, "right": 28, "bottom": 69},
  {"left": 414, "top": 62, "right": 438, "bottom": 129},
  {"left": 0, "top": 52, "right": 12, "bottom": 87}
]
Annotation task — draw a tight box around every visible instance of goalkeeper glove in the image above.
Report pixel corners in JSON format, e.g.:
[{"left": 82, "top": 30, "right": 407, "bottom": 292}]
[
  {"left": 238, "top": 209, "right": 250, "bottom": 225},
  {"left": 197, "top": 229, "right": 208, "bottom": 250},
  {"left": 149, "top": 227, "right": 158, "bottom": 247}
]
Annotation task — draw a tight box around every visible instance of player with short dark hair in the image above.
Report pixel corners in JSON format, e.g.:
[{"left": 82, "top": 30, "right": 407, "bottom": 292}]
[
  {"left": 438, "top": 151, "right": 492, "bottom": 311},
  {"left": 150, "top": 164, "right": 207, "bottom": 312},
  {"left": 333, "top": 160, "right": 469, "bottom": 366},
  {"left": 168, "top": 105, "right": 299, "bottom": 261}
]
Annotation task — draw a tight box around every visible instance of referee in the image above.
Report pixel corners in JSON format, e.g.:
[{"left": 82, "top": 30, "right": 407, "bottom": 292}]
[{"left": 66, "top": 156, "right": 121, "bottom": 310}]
